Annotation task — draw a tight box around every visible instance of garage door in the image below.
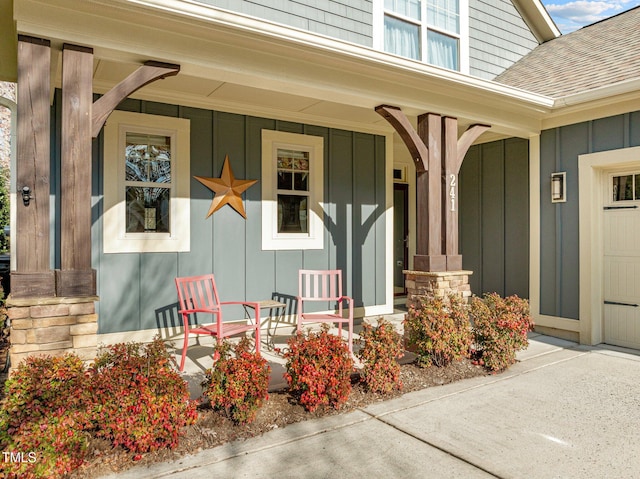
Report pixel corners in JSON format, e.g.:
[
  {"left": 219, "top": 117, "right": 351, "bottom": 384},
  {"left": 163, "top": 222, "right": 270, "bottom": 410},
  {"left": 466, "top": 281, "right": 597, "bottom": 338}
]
[{"left": 603, "top": 172, "right": 640, "bottom": 349}]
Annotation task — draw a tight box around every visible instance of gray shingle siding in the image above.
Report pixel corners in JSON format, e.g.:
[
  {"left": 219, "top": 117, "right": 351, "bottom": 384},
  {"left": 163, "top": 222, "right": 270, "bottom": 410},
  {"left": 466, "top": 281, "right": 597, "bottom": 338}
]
[
  {"left": 193, "top": 0, "right": 542, "bottom": 79},
  {"left": 469, "top": 0, "right": 539, "bottom": 80},
  {"left": 194, "top": 0, "right": 373, "bottom": 46}
]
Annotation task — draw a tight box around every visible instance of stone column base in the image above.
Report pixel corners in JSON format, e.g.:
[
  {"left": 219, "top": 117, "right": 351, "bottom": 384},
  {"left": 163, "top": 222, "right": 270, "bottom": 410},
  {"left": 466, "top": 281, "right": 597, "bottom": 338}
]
[
  {"left": 6, "top": 296, "right": 99, "bottom": 371},
  {"left": 403, "top": 270, "right": 473, "bottom": 308}
]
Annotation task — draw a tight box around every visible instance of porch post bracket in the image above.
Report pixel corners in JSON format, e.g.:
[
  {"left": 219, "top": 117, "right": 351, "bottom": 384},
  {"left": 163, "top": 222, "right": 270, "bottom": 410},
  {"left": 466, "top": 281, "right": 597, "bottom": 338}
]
[
  {"left": 91, "top": 61, "right": 180, "bottom": 138},
  {"left": 455, "top": 124, "right": 491, "bottom": 173},
  {"left": 375, "top": 104, "right": 429, "bottom": 172}
]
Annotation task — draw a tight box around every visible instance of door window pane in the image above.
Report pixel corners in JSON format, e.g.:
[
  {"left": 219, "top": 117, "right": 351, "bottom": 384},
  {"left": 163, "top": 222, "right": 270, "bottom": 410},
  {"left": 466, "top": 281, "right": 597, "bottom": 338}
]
[{"left": 613, "top": 175, "right": 634, "bottom": 201}]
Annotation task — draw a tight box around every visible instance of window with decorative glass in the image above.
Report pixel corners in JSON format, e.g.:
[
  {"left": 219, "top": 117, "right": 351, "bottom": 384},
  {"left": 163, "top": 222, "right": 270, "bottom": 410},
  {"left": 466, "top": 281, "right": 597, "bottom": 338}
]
[
  {"left": 125, "top": 133, "right": 172, "bottom": 233},
  {"left": 381, "top": 0, "right": 463, "bottom": 71},
  {"left": 103, "top": 111, "right": 190, "bottom": 253},
  {"left": 262, "top": 130, "right": 324, "bottom": 250}
]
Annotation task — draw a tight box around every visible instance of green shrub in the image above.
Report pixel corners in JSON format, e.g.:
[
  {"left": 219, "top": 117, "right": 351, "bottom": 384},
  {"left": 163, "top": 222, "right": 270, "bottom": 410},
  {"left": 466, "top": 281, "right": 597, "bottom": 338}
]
[
  {"left": 405, "top": 295, "right": 473, "bottom": 368},
  {"left": 88, "top": 337, "right": 198, "bottom": 453},
  {"left": 0, "top": 354, "right": 91, "bottom": 478},
  {"left": 202, "top": 338, "right": 270, "bottom": 424},
  {"left": 283, "top": 327, "right": 354, "bottom": 412},
  {"left": 357, "top": 318, "right": 404, "bottom": 394},
  {"left": 470, "top": 293, "right": 534, "bottom": 372}
]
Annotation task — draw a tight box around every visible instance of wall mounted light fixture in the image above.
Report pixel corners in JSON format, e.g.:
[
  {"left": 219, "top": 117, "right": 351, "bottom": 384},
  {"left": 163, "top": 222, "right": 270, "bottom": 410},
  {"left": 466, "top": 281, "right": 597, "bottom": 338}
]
[
  {"left": 551, "top": 172, "right": 566, "bottom": 203},
  {"left": 21, "top": 186, "right": 32, "bottom": 206}
]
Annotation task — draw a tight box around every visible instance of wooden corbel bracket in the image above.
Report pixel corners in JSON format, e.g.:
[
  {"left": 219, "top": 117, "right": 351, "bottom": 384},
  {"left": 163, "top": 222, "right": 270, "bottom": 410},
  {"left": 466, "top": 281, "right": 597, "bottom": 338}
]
[
  {"left": 375, "top": 104, "right": 429, "bottom": 173},
  {"left": 456, "top": 124, "right": 491, "bottom": 173},
  {"left": 92, "top": 61, "right": 180, "bottom": 138}
]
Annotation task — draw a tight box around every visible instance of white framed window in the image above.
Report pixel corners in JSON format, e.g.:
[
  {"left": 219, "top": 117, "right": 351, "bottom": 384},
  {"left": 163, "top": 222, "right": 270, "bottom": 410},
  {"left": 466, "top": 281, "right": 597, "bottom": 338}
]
[
  {"left": 261, "top": 130, "right": 324, "bottom": 250},
  {"left": 609, "top": 171, "right": 640, "bottom": 203},
  {"left": 103, "top": 110, "right": 190, "bottom": 253},
  {"left": 374, "top": 0, "right": 469, "bottom": 73}
]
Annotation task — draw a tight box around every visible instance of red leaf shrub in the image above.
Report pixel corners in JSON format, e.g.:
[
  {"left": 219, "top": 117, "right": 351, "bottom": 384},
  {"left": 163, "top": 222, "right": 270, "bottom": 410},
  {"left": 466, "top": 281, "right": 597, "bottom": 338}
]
[
  {"left": 202, "top": 338, "right": 270, "bottom": 424},
  {"left": 357, "top": 318, "right": 404, "bottom": 394},
  {"left": 470, "top": 293, "right": 534, "bottom": 372},
  {"left": 405, "top": 295, "right": 473, "bottom": 368},
  {"left": 87, "top": 337, "right": 198, "bottom": 453},
  {"left": 0, "top": 355, "right": 91, "bottom": 478},
  {"left": 0, "top": 338, "right": 197, "bottom": 477},
  {"left": 283, "top": 327, "right": 354, "bottom": 412}
]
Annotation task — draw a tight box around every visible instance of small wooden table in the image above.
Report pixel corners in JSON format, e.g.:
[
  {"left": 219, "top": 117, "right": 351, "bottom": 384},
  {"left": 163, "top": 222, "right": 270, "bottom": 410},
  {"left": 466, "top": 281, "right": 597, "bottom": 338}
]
[{"left": 243, "top": 300, "right": 287, "bottom": 349}]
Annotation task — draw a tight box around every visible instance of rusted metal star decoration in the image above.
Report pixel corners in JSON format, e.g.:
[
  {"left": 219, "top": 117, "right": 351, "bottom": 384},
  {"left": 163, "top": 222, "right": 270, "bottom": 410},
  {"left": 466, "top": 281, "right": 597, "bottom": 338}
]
[{"left": 194, "top": 155, "right": 258, "bottom": 219}]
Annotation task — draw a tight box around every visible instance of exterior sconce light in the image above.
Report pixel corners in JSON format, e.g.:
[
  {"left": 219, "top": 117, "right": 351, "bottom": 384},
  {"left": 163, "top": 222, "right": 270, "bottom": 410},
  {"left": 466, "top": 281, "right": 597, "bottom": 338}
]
[
  {"left": 551, "top": 172, "right": 566, "bottom": 203},
  {"left": 21, "top": 186, "right": 32, "bottom": 206}
]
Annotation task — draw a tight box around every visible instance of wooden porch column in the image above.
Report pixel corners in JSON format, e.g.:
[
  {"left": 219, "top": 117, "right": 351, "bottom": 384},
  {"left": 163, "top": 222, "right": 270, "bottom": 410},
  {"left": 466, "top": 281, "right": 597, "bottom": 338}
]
[
  {"left": 58, "top": 44, "right": 96, "bottom": 296},
  {"left": 375, "top": 104, "right": 490, "bottom": 272},
  {"left": 414, "top": 113, "right": 446, "bottom": 271},
  {"left": 12, "top": 36, "right": 55, "bottom": 298},
  {"left": 443, "top": 116, "right": 461, "bottom": 270}
]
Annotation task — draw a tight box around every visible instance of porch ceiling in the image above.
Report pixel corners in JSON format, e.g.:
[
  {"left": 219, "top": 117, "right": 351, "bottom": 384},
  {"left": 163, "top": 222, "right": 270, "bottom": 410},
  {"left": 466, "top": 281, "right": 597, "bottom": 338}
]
[{"left": 91, "top": 59, "right": 388, "bottom": 133}]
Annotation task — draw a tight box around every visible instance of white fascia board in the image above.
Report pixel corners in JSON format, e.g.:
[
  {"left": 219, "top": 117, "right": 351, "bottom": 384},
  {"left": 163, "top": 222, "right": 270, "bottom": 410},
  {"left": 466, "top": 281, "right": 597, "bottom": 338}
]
[
  {"left": 512, "top": 0, "right": 561, "bottom": 42},
  {"left": 543, "top": 79, "right": 640, "bottom": 130}
]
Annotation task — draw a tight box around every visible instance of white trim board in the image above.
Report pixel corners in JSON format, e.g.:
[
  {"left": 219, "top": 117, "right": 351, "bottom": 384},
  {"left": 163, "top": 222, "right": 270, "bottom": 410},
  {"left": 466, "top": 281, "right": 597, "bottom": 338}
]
[{"left": 578, "top": 146, "right": 640, "bottom": 345}]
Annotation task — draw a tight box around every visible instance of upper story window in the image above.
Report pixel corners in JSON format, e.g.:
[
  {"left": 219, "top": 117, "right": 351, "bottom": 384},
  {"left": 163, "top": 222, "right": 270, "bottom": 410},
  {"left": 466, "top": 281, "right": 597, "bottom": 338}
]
[{"left": 378, "top": 0, "right": 467, "bottom": 72}]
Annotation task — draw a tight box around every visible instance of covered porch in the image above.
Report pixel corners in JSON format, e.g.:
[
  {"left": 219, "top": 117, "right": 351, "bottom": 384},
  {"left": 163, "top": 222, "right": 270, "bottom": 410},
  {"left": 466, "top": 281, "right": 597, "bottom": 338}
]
[{"left": 0, "top": 0, "right": 549, "bottom": 366}]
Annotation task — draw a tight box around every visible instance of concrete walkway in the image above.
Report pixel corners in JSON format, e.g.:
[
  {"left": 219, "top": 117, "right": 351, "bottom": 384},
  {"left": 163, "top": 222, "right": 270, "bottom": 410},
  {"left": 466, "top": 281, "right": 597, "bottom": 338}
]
[{"left": 101, "top": 334, "right": 640, "bottom": 479}]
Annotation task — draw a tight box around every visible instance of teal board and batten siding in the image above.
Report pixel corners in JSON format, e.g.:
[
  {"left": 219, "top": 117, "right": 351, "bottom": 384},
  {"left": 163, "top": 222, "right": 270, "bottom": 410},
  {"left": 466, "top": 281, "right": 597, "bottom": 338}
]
[
  {"left": 191, "top": 0, "right": 373, "bottom": 46},
  {"left": 459, "top": 137, "right": 529, "bottom": 298},
  {"left": 74, "top": 99, "right": 386, "bottom": 334},
  {"left": 469, "top": 0, "right": 540, "bottom": 80},
  {"left": 539, "top": 111, "right": 640, "bottom": 320}
]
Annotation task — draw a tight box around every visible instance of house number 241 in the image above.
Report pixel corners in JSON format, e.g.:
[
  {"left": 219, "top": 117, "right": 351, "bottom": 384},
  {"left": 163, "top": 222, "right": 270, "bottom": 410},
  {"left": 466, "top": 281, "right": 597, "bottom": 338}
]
[{"left": 449, "top": 174, "right": 456, "bottom": 212}]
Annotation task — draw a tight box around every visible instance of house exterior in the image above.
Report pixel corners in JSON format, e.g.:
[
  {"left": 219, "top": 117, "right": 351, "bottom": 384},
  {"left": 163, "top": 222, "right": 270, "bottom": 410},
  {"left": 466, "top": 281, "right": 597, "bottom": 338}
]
[{"left": 1, "top": 0, "right": 639, "bottom": 366}]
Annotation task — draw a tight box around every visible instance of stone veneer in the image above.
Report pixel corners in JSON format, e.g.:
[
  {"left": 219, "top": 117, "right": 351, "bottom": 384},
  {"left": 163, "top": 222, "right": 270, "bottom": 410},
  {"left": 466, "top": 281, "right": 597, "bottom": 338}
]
[
  {"left": 7, "top": 296, "right": 98, "bottom": 369},
  {"left": 403, "top": 270, "right": 473, "bottom": 307}
]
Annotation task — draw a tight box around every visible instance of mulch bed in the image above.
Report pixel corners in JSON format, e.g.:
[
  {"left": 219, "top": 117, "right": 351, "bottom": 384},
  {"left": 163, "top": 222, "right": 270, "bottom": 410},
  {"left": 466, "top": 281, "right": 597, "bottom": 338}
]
[
  {"left": 68, "top": 358, "right": 486, "bottom": 479},
  {"left": 0, "top": 316, "right": 488, "bottom": 479}
]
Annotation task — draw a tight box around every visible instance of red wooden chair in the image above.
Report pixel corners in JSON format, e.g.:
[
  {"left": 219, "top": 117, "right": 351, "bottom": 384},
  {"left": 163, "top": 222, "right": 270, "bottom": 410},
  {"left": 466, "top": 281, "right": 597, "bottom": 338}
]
[
  {"left": 175, "top": 274, "right": 260, "bottom": 371},
  {"left": 297, "top": 269, "right": 353, "bottom": 353}
]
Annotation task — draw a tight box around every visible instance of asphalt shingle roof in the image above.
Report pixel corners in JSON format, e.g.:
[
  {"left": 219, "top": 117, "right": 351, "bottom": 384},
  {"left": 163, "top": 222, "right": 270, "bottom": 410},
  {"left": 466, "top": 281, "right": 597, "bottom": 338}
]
[{"left": 495, "top": 6, "right": 640, "bottom": 98}]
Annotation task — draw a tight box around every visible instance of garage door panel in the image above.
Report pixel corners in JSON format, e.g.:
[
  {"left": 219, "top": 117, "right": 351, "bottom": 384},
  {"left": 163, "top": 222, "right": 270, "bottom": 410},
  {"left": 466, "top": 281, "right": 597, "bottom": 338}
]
[
  {"left": 604, "top": 205, "right": 640, "bottom": 348},
  {"left": 604, "top": 304, "right": 640, "bottom": 349},
  {"left": 604, "top": 210, "right": 640, "bottom": 255},
  {"left": 603, "top": 258, "right": 640, "bottom": 301}
]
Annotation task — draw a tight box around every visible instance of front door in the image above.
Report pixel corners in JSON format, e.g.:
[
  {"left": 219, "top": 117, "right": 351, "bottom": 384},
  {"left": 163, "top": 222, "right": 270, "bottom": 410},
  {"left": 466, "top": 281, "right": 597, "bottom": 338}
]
[
  {"left": 394, "top": 183, "right": 408, "bottom": 295},
  {"left": 603, "top": 171, "right": 640, "bottom": 349}
]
